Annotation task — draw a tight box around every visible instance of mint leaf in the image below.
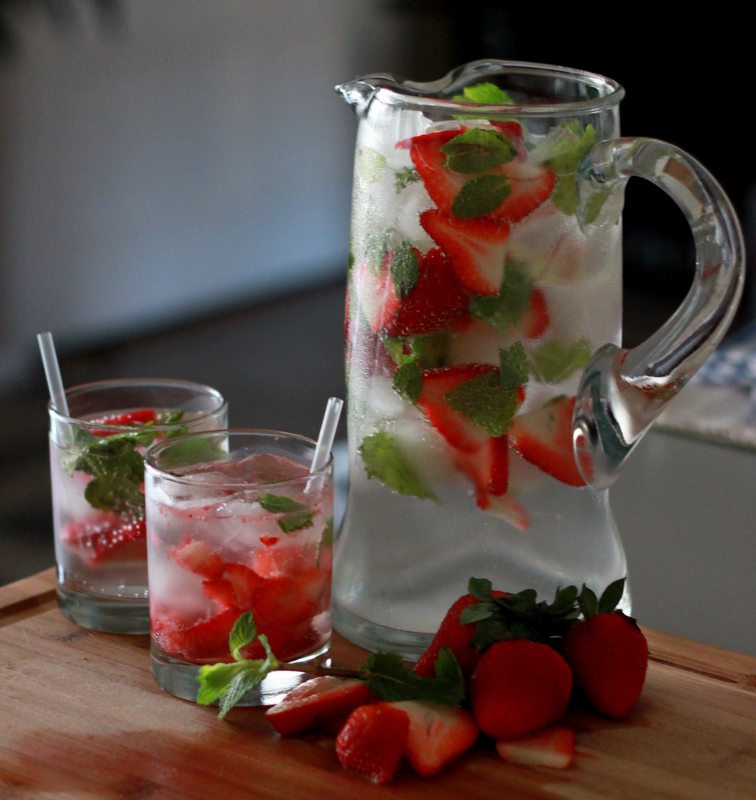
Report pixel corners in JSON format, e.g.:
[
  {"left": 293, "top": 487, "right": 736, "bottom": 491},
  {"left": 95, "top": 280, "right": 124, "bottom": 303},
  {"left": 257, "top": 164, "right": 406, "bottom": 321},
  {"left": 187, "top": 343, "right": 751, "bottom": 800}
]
[
  {"left": 452, "top": 174, "right": 511, "bottom": 219},
  {"left": 598, "top": 578, "right": 625, "bottom": 615},
  {"left": 454, "top": 82, "right": 514, "bottom": 105},
  {"left": 357, "top": 147, "right": 386, "bottom": 183},
  {"left": 441, "top": 129, "right": 516, "bottom": 174},
  {"left": 551, "top": 174, "right": 580, "bottom": 216},
  {"left": 393, "top": 361, "right": 423, "bottom": 404},
  {"left": 395, "top": 166, "right": 420, "bottom": 193},
  {"left": 359, "top": 432, "right": 438, "bottom": 502},
  {"left": 530, "top": 339, "right": 591, "bottom": 383},
  {"left": 444, "top": 372, "right": 518, "bottom": 437},
  {"left": 259, "top": 494, "right": 313, "bottom": 533},
  {"left": 229, "top": 611, "right": 257, "bottom": 660},
  {"left": 390, "top": 241, "right": 419, "bottom": 299},
  {"left": 196, "top": 662, "right": 248, "bottom": 705},
  {"left": 361, "top": 650, "right": 465, "bottom": 706},
  {"left": 409, "top": 332, "right": 451, "bottom": 368},
  {"left": 153, "top": 436, "right": 227, "bottom": 471},
  {"left": 364, "top": 229, "right": 392, "bottom": 275},
  {"left": 73, "top": 430, "right": 155, "bottom": 516},
  {"left": 499, "top": 342, "right": 529, "bottom": 390},
  {"left": 546, "top": 122, "right": 597, "bottom": 217},
  {"left": 159, "top": 409, "right": 189, "bottom": 439},
  {"left": 469, "top": 264, "right": 532, "bottom": 334},
  {"left": 316, "top": 517, "right": 333, "bottom": 569}
]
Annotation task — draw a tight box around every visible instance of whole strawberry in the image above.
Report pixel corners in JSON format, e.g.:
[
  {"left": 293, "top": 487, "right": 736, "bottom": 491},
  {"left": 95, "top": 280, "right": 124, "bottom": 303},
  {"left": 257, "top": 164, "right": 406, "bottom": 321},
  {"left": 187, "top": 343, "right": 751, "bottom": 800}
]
[
  {"left": 562, "top": 579, "right": 648, "bottom": 719},
  {"left": 470, "top": 638, "right": 573, "bottom": 739},
  {"left": 335, "top": 703, "right": 409, "bottom": 785}
]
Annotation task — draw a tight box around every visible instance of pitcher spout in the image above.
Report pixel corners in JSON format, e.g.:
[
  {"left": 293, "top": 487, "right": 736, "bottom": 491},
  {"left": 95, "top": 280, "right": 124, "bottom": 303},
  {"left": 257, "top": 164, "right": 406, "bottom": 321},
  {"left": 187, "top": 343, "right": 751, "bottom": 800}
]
[{"left": 336, "top": 75, "right": 396, "bottom": 117}]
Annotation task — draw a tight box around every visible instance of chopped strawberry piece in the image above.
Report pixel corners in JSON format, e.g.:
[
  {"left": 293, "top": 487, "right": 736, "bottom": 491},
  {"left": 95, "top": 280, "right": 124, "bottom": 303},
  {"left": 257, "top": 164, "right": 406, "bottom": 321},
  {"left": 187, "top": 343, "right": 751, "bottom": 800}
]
[
  {"left": 252, "top": 540, "right": 316, "bottom": 578},
  {"left": 61, "top": 513, "right": 146, "bottom": 564},
  {"left": 485, "top": 493, "right": 530, "bottom": 530},
  {"left": 509, "top": 396, "right": 587, "bottom": 486},
  {"left": 168, "top": 535, "right": 224, "bottom": 580},
  {"left": 409, "top": 128, "right": 468, "bottom": 215},
  {"left": 453, "top": 435, "right": 509, "bottom": 509},
  {"left": 90, "top": 408, "right": 158, "bottom": 436},
  {"left": 389, "top": 700, "right": 478, "bottom": 777},
  {"left": 496, "top": 726, "right": 575, "bottom": 769},
  {"left": 151, "top": 606, "right": 242, "bottom": 663},
  {"left": 266, "top": 677, "right": 373, "bottom": 735},
  {"left": 417, "top": 364, "right": 497, "bottom": 453},
  {"left": 490, "top": 161, "right": 556, "bottom": 225},
  {"left": 521, "top": 289, "right": 549, "bottom": 339},
  {"left": 420, "top": 209, "right": 509, "bottom": 296},
  {"left": 352, "top": 259, "right": 400, "bottom": 334},
  {"left": 336, "top": 703, "right": 410, "bottom": 785},
  {"left": 382, "top": 248, "right": 470, "bottom": 337}
]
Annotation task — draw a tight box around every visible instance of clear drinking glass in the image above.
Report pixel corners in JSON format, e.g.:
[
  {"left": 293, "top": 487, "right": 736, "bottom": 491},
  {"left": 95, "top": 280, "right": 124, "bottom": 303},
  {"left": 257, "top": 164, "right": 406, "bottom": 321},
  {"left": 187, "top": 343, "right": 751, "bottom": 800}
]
[
  {"left": 145, "top": 430, "right": 334, "bottom": 706},
  {"left": 49, "top": 378, "right": 228, "bottom": 634},
  {"left": 334, "top": 60, "right": 745, "bottom": 657}
]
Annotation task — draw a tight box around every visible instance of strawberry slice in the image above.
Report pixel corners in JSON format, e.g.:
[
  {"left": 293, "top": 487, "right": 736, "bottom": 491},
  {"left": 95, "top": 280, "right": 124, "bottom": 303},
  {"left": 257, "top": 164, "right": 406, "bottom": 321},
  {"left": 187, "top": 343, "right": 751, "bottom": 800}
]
[
  {"left": 416, "top": 364, "right": 498, "bottom": 453},
  {"left": 521, "top": 288, "right": 549, "bottom": 339},
  {"left": 409, "top": 128, "right": 468, "bottom": 215},
  {"left": 389, "top": 700, "right": 479, "bottom": 777},
  {"left": 490, "top": 161, "right": 556, "bottom": 225},
  {"left": 151, "top": 606, "right": 242, "bottom": 663},
  {"left": 336, "top": 703, "right": 410, "bottom": 785},
  {"left": 352, "top": 258, "right": 401, "bottom": 334},
  {"left": 382, "top": 248, "right": 470, "bottom": 337},
  {"left": 452, "top": 434, "right": 510, "bottom": 509},
  {"left": 491, "top": 120, "right": 527, "bottom": 160},
  {"left": 509, "top": 396, "right": 587, "bottom": 487},
  {"left": 496, "top": 726, "right": 575, "bottom": 769},
  {"left": 90, "top": 408, "right": 158, "bottom": 436},
  {"left": 485, "top": 493, "right": 530, "bottom": 530},
  {"left": 61, "top": 512, "right": 146, "bottom": 564},
  {"left": 168, "top": 535, "right": 224, "bottom": 580},
  {"left": 420, "top": 209, "right": 509, "bottom": 296},
  {"left": 266, "top": 677, "right": 373, "bottom": 735}
]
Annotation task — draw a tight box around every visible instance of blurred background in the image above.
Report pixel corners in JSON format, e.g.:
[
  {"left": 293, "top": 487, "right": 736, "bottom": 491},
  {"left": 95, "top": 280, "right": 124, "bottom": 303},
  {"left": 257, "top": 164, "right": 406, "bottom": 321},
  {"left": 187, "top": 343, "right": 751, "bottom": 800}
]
[{"left": 0, "top": 2, "right": 753, "bottom": 650}]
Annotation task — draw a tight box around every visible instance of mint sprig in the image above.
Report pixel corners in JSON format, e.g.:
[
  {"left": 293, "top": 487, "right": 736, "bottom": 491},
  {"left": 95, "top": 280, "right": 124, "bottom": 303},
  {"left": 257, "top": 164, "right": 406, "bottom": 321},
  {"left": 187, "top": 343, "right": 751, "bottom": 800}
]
[
  {"left": 197, "top": 612, "right": 280, "bottom": 719},
  {"left": 259, "top": 494, "right": 313, "bottom": 533}
]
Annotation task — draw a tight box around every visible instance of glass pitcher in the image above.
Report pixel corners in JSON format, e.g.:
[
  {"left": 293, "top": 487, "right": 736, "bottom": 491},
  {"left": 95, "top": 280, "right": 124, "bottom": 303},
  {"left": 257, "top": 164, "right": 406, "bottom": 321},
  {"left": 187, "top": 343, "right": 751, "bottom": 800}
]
[{"left": 334, "top": 60, "right": 745, "bottom": 658}]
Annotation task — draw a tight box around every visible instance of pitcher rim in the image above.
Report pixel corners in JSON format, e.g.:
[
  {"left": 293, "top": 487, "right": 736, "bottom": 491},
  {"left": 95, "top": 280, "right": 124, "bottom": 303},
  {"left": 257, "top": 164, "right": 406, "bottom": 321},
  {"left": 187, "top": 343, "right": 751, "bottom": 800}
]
[{"left": 339, "top": 59, "right": 624, "bottom": 117}]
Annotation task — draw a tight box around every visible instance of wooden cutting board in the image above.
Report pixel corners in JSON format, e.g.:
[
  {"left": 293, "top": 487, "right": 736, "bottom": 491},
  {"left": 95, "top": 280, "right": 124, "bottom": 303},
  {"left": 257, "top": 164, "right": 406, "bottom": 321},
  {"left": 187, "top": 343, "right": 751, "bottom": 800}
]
[{"left": 1, "top": 568, "right": 754, "bottom": 799}]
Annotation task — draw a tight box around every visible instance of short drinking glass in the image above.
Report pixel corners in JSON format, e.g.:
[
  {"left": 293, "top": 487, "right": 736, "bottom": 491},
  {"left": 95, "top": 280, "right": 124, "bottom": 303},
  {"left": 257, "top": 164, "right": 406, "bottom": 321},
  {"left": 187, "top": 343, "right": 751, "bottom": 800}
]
[
  {"left": 145, "top": 430, "right": 334, "bottom": 706},
  {"left": 49, "top": 378, "right": 228, "bottom": 634}
]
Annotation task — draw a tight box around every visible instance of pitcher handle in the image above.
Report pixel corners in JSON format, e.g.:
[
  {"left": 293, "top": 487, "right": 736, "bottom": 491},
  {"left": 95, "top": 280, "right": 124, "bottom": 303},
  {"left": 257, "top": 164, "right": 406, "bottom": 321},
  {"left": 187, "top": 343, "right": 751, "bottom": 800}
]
[{"left": 573, "top": 137, "right": 746, "bottom": 489}]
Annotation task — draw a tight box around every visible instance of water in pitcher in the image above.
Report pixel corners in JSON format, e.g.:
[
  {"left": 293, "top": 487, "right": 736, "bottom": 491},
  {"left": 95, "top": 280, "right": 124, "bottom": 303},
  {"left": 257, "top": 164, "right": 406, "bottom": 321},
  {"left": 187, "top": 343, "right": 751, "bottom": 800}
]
[{"left": 334, "top": 86, "right": 628, "bottom": 657}]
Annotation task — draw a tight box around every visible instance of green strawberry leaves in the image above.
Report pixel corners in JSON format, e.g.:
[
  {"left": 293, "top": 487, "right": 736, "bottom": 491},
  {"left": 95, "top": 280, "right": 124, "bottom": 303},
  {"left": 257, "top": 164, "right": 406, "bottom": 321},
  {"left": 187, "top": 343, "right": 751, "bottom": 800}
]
[
  {"left": 359, "top": 431, "right": 438, "bottom": 502},
  {"left": 578, "top": 577, "right": 625, "bottom": 620},
  {"left": 360, "top": 648, "right": 465, "bottom": 706},
  {"left": 259, "top": 494, "right": 313, "bottom": 533}
]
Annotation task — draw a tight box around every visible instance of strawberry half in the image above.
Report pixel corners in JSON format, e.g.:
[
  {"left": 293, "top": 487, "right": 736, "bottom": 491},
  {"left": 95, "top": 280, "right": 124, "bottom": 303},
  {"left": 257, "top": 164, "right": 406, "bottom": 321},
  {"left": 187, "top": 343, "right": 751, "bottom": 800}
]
[
  {"left": 521, "top": 288, "right": 550, "bottom": 339},
  {"left": 336, "top": 703, "right": 410, "bottom": 785},
  {"left": 420, "top": 209, "right": 509, "bottom": 296},
  {"left": 417, "top": 364, "right": 497, "bottom": 453},
  {"left": 266, "top": 677, "right": 373, "bottom": 735},
  {"left": 408, "top": 128, "right": 468, "bottom": 215},
  {"left": 496, "top": 727, "right": 575, "bottom": 769},
  {"left": 61, "top": 512, "right": 146, "bottom": 564},
  {"left": 490, "top": 161, "right": 556, "bottom": 225},
  {"left": 389, "top": 700, "right": 479, "bottom": 777},
  {"left": 382, "top": 248, "right": 470, "bottom": 337},
  {"left": 509, "top": 395, "right": 587, "bottom": 487}
]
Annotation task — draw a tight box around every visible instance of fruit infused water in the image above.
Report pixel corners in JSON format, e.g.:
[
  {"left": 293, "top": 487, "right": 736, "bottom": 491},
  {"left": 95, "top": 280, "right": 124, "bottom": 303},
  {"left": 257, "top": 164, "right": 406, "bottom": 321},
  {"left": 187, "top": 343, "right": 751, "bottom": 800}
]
[
  {"left": 145, "top": 430, "right": 334, "bottom": 705},
  {"left": 335, "top": 69, "right": 628, "bottom": 656},
  {"left": 49, "top": 379, "right": 227, "bottom": 634}
]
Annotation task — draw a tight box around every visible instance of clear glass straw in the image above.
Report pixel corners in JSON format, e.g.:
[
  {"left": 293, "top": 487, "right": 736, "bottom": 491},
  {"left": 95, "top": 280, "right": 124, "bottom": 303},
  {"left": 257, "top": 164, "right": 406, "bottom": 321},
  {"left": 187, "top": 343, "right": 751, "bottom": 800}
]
[
  {"left": 310, "top": 397, "right": 343, "bottom": 473},
  {"left": 37, "top": 331, "right": 69, "bottom": 416}
]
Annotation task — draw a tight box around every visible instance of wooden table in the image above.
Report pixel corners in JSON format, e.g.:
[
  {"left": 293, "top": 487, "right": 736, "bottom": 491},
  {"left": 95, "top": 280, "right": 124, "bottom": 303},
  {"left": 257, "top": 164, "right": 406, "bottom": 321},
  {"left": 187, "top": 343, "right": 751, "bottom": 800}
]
[{"left": 1, "top": 569, "right": 754, "bottom": 799}]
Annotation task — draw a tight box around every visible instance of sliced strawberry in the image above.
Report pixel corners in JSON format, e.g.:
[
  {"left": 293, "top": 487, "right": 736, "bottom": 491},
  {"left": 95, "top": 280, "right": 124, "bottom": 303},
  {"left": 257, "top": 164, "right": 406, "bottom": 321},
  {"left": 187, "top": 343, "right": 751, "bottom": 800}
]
[
  {"left": 151, "top": 606, "right": 242, "bottom": 663},
  {"left": 420, "top": 209, "right": 509, "bottom": 296},
  {"left": 352, "top": 259, "right": 400, "bottom": 334},
  {"left": 266, "top": 677, "right": 373, "bottom": 735},
  {"left": 496, "top": 726, "right": 575, "bottom": 769},
  {"left": 252, "top": 539, "right": 316, "bottom": 579},
  {"left": 389, "top": 700, "right": 479, "bottom": 777},
  {"left": 416, "top": 364, "right": 498, "bottom": 453},
  {"left": 90, "top": 408, "right": 158, "bottom": 435},
  {"left": 521, "top": 289, "right": 549, "bottom": 339},
  {"left": 452, "top": 435, "right": 509, "bottom": 509},
  {"left": 485, "top": 493, "right": 530, "bottom": 530},
  {"left": 409, "top": 128, "right": 467, "bottom": 215},
  {"left": 490, "top": 161, "right": 556, "bottom": 225},
  {"left": 382, "top": 248, "right": 470, "bottom": 337},
  {"left": 336, "top": 703, "right": 410, "bottom": 785},
  {"left": 509, "top": 396, "right": 587, "bottom": 487},
  {"left": 168, "top": 535, "right": 224, "bottom": 580},
  {"left": 61, "top": 512, "right": 146, "bottom": 564}
]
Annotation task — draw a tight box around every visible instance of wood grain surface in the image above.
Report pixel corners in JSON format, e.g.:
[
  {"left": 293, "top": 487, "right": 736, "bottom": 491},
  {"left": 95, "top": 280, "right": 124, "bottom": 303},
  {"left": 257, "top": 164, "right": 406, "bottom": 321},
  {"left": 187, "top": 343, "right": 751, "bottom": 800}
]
[{"left": 0, "top": 570, "right": 754, "bottom": 799}]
